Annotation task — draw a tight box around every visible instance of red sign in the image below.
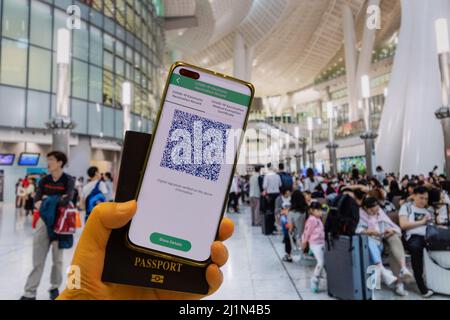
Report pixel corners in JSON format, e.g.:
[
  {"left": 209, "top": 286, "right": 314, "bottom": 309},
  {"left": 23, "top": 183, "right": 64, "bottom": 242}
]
[{"left": 447, "top": 149, "right": 450, "bottom": 158}]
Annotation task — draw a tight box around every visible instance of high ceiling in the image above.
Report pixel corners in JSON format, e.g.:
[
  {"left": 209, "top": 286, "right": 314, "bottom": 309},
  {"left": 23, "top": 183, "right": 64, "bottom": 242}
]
[{"left": 163, "top": 0, "right": 401, "bottom": 97}]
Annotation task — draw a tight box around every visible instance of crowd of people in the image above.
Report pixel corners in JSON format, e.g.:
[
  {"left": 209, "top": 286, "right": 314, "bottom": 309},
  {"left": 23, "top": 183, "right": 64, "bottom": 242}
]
[
  {"left": 17, "top": 151, "right": 116, "bottom": 300},
  {"left": 14, "top": 149, "right": 450, "bottom": 300},
  {"left": 239, "top": 163, "right": 450, "bottom": 298},
  {"left": 15, "top": 175, "right": 40, "bottom": 216}
]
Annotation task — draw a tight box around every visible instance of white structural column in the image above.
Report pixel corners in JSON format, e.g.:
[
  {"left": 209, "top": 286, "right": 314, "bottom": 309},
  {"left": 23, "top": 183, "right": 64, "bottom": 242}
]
[
  {"left": 377, "top": 0, "right": 447, "bottom": 176},
  {"left": 375, "top": 0, "right": 414, "bottom": 173},
  {"left": 234, "top": 32, "right": 252, "bottom": 174},
  {"left": 49, "top": 28, "right": 74, "bottom": 161},
  {"left": 399, "top": 0, "right": 446, "bottom": 176},
  {"left": 245, "top": 46, "right": 254, "bottom": 82},
  {"left": 122, "top": 81, "right": 132, "bottom": 136},
  {"left": 354, "top": 0, "right": 380, "bottom": 122},
  {"left": 342, "top": 4, "right": 358, "bottom": 123},
  {"left": 233, "top": 32, "right": 247, "bottom": 80}
]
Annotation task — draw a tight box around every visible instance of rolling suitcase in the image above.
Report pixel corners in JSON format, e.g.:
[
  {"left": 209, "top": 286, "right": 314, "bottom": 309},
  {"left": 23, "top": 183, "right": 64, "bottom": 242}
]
[
  {"left": 424, "top": 249, "right": 450, "bottom": 295},
  {"left": 261, "top": 212, "right": 274, "bottom": 235},
  {"left": 325, "top": 234, "right": 372, "bottom": 300},
  {"left": 260, "top": 195, "right": 274, "bottom": 235},
  {"left": 425, "top": 204, "right": 450, "bottom": 251}
]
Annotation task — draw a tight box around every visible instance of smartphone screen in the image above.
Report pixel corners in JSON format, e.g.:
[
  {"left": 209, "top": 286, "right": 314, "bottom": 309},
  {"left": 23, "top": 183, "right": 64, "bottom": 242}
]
[{"left": 128, "top": 63, "right": 254, "bottom": 262}]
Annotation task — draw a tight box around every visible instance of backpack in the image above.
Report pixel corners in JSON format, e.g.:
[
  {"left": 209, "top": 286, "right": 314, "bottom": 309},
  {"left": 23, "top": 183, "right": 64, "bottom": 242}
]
[
  {"left": 279, "top": 172, "right": 293, "bottom": 191},
  {"left": 85, "top": 181, "right": 106, "bottom": 220},
  {"left": 325, "top": 194, "right": 360, "bottom": 240}
]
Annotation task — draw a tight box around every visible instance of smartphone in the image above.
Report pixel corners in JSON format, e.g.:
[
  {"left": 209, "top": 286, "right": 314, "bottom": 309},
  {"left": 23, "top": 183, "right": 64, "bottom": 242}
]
[{"left": 127, "top": 62, "right": 254, "bottom": 263}]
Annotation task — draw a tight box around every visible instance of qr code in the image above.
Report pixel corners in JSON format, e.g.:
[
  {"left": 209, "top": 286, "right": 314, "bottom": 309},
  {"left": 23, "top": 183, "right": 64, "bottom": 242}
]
[{"left": 160, "top": 109, "right": 231, "bottom": 181}]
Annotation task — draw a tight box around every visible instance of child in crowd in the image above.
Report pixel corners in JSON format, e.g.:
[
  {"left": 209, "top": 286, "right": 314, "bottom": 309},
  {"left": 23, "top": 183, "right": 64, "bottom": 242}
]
[
  {"left": 301, "top": 201, "right": 325, "bottom": 293},
  {"left": 275, "top": 188, "right": 291, "bottom": 235}
]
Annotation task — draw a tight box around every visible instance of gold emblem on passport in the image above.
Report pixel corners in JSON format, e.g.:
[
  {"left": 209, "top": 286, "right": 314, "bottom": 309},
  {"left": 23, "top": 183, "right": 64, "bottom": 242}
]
[{"left": 151, "top": 274, "right": 165, "bottom": 283}]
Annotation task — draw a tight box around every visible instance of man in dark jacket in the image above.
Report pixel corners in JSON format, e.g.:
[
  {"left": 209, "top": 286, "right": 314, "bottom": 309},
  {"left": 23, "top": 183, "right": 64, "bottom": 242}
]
[{"left": 21, "top": 151, "right": 74, "bottom": 300}]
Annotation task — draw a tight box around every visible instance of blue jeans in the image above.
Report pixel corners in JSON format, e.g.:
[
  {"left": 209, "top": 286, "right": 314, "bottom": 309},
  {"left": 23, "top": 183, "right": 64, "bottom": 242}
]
[{"left": 367, "top": 237, "right": 383, "bottom": 265}]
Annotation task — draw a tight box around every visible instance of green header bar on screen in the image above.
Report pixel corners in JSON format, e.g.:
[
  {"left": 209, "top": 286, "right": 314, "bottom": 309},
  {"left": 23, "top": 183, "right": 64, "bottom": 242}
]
[{"left": 170, "top": 74, "right": 251, "bottom": 107}]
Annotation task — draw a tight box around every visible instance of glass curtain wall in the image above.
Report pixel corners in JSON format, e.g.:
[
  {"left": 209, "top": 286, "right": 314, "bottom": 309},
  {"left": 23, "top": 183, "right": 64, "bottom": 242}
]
[{"left": 0, "top": 0, "right": 164, "bottom": 137}]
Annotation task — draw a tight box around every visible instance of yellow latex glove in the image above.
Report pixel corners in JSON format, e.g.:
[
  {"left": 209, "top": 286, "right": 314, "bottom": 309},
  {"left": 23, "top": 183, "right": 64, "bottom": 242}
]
[{"left": 57, "top": 200, "right": 234, "bottom": 300}]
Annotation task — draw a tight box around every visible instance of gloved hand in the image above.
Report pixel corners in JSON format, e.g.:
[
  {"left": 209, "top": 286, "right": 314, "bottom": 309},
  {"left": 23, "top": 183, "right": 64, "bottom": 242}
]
[{"left": 57, "top": 200, "right": 233, "bottom": 300}]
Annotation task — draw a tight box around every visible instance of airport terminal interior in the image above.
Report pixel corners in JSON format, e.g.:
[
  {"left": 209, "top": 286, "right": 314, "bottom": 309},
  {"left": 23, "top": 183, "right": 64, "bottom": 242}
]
[{"left": 1, "top": 0, "right": 450, "bottom": 301}]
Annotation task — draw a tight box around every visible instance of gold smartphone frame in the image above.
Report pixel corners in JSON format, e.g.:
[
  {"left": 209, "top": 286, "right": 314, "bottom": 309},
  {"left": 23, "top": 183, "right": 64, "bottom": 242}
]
[{"left": 126, "top": 61, "right": 255, "bottom": 267}]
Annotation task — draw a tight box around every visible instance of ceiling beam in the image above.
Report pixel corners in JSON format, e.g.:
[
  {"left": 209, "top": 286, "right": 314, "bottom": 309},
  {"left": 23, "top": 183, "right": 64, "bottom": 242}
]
[{"left": 163, "top": 16, "right": 199, "bottom": 30}]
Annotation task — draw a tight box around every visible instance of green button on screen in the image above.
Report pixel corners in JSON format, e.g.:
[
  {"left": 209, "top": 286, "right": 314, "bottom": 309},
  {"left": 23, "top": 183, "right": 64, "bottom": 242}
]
[{"left": 150, "top": 232, "right": 192, "bottom": 252}]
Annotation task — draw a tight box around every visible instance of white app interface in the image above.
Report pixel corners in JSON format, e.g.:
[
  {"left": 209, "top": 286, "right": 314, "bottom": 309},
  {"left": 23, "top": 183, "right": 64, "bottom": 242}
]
[{"left": 129, "top": 67, "right": 251, "bottom": 261}]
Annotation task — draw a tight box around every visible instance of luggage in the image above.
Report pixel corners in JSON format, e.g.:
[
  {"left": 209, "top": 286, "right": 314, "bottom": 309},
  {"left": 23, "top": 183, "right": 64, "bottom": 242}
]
[
  {"left": 325, "top": 234, "right": 372, "bottom": 300},
  {"left": 424, "top": 249, "right": 450, "bottom": 295},
  {"left": 54, "top": 202, "right": 78, "bottom": 235},
  {"left": 32, "top": 210, "right": 40, "bottom": 229},
  {"left": 260, "top": 194, "right": 275, "bottom": 235},
  {"left": 325, "top": 194, "right": 360, "bottom": 238},
  {"left": 425, "top": 204, "right": 450, "bottom": 251},
  {"left": 425, "top": 223, "right": 450, "bottom": 251},
  {"left": 261, "top": 212, "right": 274, "bottom": 235}
]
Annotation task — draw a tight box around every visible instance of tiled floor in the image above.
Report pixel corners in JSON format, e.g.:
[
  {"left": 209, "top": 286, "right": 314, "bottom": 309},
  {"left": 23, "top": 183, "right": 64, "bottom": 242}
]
[{"left": 0, "top": 202, "right": 449, "bottom": 300}]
